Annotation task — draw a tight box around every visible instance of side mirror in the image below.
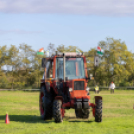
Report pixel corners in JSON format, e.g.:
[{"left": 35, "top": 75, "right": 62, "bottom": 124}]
[{"left": 42, "top": 58, "right": 47, "bottom": 68}]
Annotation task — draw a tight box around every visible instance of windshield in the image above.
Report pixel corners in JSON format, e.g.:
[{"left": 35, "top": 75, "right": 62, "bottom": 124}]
[{"left": 56, "top": 57, "right": 85, "bottom": 80}]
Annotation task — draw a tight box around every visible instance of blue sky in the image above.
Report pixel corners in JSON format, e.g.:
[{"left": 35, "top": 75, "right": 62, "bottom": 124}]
[{"left": 0, "top": 0, "right": 134, "bottom": 52}]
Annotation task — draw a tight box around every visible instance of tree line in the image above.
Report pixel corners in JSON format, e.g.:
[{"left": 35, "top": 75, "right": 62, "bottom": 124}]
[{"left": 0, "top": 37, "right": 134, "bottom": 89}]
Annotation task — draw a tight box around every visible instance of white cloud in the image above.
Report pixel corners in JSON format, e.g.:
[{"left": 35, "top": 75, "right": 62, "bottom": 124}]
[{"left": 0, "top": 0, "right": 134, "bottom": 16}]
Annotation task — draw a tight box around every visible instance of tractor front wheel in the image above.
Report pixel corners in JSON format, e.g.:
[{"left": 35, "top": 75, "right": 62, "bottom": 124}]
[
  {"left": 82, "top": 109, "right": 89, "bottom": 118},
  {"left": 95, "top": 99, "right": 102, "bottom": 122},
  {"left": 75, "top": 109, "right": 89, "bottom": 119},
  {"left": 53, "top": 100, "right": 64, "bottom": 123}
]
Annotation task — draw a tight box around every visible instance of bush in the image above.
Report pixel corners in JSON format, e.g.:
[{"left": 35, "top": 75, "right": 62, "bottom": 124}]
[{"left": 0, "top": 76, "right": 8, "bottom": 88}]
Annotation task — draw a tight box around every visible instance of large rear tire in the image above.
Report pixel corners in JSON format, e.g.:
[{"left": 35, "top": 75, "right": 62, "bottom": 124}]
[
  {"left": 53, "top": 100, "right": 63, "bottom": 123},
  {"left": 95, "top": 99, "right": 102, "bottom": 122},
  {"left": 39, "top": 86, "right": 53, "bottom": 120}
]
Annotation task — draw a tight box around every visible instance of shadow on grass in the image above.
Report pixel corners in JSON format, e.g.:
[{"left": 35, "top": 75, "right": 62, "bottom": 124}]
[
  {"left": 64, "top": 116, "right": 94, "bottom": 123},
  {"left": 0, "top": 115, "right": 53, "bottom": 123},
  {"left": 69, "top": 120, "right": 94, "bottom": 123},
  {"left": 0, "top": 115, "right": 94, "bottom": 123}
]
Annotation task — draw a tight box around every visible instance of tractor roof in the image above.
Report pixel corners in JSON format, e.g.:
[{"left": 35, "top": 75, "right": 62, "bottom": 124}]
[{"left": 51, "top": 52, "right": 84, "bottom": 58}]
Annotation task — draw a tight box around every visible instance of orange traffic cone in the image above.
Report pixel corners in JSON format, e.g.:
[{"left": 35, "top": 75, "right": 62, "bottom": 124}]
[{"left": 5, "top": 113, "right": 10, "bottom": 124}]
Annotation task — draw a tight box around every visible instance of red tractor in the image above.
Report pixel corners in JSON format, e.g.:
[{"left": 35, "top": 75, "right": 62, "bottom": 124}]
[{"left": 39, "top": 52, "right": 102, "bottom": 123}]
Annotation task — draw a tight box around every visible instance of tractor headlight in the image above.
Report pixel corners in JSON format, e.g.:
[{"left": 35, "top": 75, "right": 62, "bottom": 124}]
[
  {"left": 86, "top": 87, "right": 90, "bottom": 91},
  {"left": 69, "top": 88, "right": 73, "bottom": 92}
]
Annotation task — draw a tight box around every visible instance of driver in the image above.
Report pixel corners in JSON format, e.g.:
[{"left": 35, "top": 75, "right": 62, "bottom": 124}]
[{"left": 57, "top": 62, "right": 70, "bottom": 78}]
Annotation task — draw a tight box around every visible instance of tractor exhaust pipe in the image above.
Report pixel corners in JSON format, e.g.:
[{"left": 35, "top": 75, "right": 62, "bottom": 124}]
[{"left": 63, "top": 53, "right": 66, "bottom": 82}]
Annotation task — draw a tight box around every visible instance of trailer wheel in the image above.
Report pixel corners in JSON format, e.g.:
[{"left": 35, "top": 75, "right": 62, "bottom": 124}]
[
  {"left": 95, "top": 99, "right": 102, "bottom": 122},
  {"left": 53, "top": 100, "right": 63, "bottom": 123},
  {"left": 75, "top": 109, "right": 89, "bottom": 119},
  {"left": 39, "top": 86, "right": 53, "bottom": 120}
]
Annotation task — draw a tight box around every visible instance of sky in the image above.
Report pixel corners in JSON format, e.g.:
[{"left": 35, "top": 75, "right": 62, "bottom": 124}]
[{"left": 0, "top": 0, "right": 134, "bottom": 52}]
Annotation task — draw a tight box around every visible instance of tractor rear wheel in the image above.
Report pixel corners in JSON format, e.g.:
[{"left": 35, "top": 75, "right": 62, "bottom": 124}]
[
  {"left": 39, "top": 86, "right": 53, "bottom": 120},
  {"left": 53, "top": 100, "right": 63, "bottom": 123},
  {"left": 75, "top": 109, "right": 89, "bottom": 119},
  {"left": 95, "top": 99, "right": 102, "bottom": 122}
]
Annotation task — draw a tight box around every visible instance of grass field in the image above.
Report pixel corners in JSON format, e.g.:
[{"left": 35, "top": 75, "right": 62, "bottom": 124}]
[{"left": 0, "top": 90, "right": 134, "bottom": 134}]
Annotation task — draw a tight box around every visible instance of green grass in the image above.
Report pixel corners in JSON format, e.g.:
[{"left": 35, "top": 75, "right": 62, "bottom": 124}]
[{"left": 0, "top": 90, "right": 134, "bottom": 134}]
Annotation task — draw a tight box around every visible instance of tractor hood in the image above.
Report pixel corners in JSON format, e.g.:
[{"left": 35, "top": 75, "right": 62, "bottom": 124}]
[
  {"left": 67, "top": 79, "right": 90, "bottom": 100},
  {"left": 70, "top": 90, "right": 90, "bottom": 100}
]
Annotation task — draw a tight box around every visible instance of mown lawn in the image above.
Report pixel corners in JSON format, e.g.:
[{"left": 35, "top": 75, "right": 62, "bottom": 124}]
[{"left": 0, "top": 90, "right": 134, "bottom": 134}]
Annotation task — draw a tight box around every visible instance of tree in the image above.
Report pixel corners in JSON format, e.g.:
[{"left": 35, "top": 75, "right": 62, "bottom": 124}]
[
  {"left": 47, "top": 43, "right": 55, "bottom": 56},
  {"left": 98, "top": 38, "right": 134, "bottom": 86},
  {"left": 7, "top": 45, "right": 19, "bottom": 89},
  {"left": 32, "top": 51, "right": 45, "bottom": 88},
  {"left": 0, "top": 46, "right": 9, "bottom": 88},
  {"left": 19, "top": 44, "right": 35, "bottom": 87},
  {"left": 0, "top": 46, "right": 8, "bottom": 71}
]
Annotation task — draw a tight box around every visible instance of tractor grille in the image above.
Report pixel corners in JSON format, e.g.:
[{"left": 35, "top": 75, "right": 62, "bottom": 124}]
[{"left": 74, "top": 81, "right": 84, "bottom": 90}]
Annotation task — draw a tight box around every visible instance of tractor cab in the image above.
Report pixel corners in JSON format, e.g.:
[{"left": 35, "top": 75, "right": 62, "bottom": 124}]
[{"left": 56, "top": 56, "right": 85, "bottom": 80}]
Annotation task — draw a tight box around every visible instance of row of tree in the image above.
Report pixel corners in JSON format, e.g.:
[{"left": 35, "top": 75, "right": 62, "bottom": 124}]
[
  {"left": 0, "top": 38, "right": 134, "bottom": 89},
  {"left": 0, "top": 44, "right": 43, "bottom": 89}
]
